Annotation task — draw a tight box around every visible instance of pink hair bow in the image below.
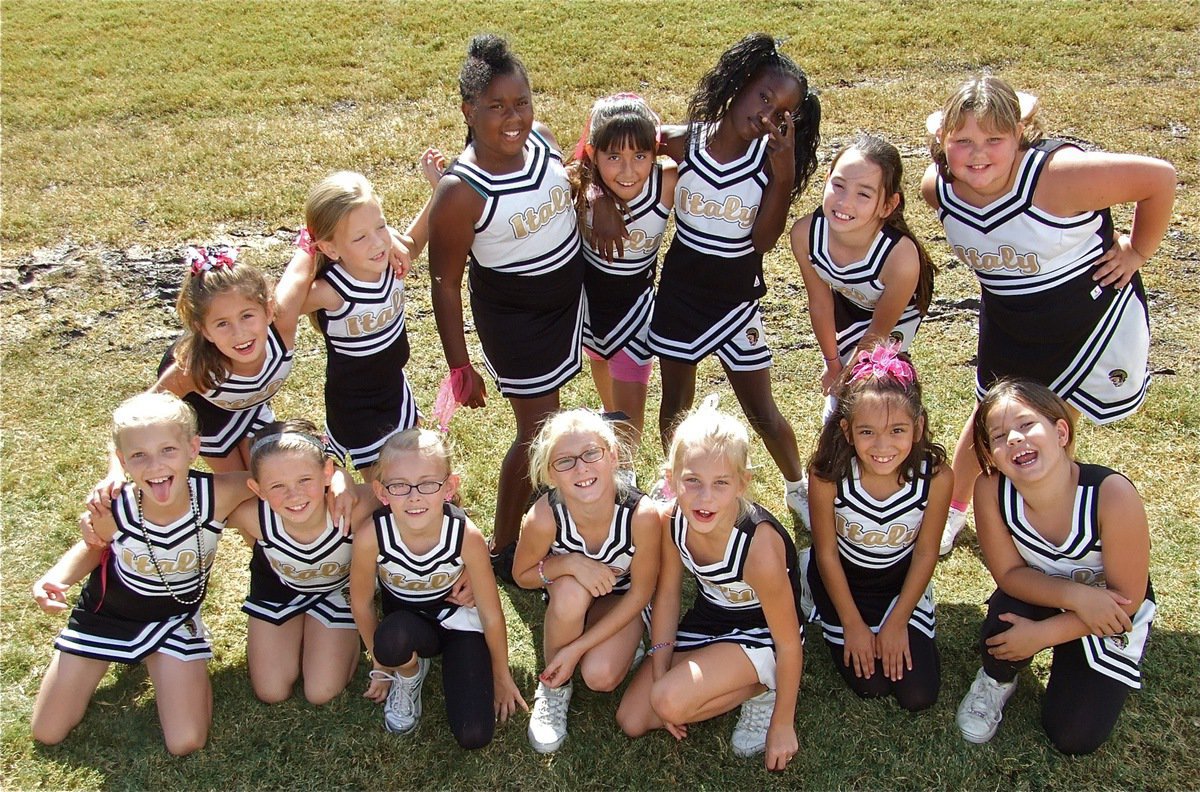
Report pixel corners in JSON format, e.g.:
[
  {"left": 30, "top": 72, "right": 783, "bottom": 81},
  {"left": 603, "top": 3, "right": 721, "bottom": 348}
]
[
  {"left": 849, "top": 343, "right": 915, "bottom": 387},
  {"left": 295, "top": 228, "right": 317, "bottom": 255},
  {"left": 432, "top": 365, "right": 474, "bottom": 432},
  {"left": 184, "top": 245, "right": 237, "bottom": 275}
]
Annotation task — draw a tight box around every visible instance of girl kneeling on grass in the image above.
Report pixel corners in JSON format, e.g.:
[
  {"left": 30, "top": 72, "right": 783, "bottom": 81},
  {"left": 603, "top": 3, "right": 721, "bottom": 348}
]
[
  {"left": 350, "top": 428, "right": 526, "bottom": 747},
  {"left": 956, "top": 379, "right": 1154, "bottom": 755},
  {"left": 805, "top": 343, "right": 951, "bottom": 711},
  {"left": 513, "top": 409, "right": 661, "bottom": 753},
  {"left": 616, "top": 401, "right": 803, "bottom": 771},
  {"left": 31, "top": 393, "right": 253, "bottom": 755},
  {"left": 224, "top": 419, "right": 379, "bottom": 705}
]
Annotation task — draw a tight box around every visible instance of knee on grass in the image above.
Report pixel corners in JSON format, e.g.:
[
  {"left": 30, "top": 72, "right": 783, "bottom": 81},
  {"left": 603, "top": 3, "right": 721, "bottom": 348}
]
[{"left": 164, "top": 724, "right": 208, "bottom": 757}]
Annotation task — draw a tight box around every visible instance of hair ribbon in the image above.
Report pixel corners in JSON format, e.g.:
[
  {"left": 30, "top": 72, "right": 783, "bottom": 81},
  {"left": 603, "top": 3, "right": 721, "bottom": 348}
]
[
  {"left": 849, "top": 343, "right": 915, "bottom": 387},
  {"left": 295, "top": 228, "right": 317, "bottom": 255},
  {"left": 184, "top": 245, "right": 237, "bottom": 275}
]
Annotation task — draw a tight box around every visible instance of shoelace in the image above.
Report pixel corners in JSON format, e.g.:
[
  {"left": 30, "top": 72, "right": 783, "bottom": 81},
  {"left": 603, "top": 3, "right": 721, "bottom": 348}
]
[
  {"left": 964, "top": 680, "right": 1005, "bottom": 718},
  {"left": 532, "top": 688, "right": 569, "bottom": 724},
  {"left": 736, "top": 696, "right": 774, "bottom": 735}
]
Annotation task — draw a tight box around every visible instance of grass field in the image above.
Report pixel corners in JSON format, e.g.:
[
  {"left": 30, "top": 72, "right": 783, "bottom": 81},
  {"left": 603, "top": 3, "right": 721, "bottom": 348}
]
[{"left": 2, "top": 1, "right": 1199, "bottom": 789}]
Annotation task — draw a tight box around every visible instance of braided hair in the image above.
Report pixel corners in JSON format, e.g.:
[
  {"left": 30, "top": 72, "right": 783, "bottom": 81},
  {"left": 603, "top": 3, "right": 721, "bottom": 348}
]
[{"left": 687, "top": 33, "right": 821, "bottom": 201}]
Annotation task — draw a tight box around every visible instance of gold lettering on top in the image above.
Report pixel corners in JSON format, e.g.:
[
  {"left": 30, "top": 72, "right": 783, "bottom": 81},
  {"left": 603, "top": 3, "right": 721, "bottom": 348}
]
[
  {"left": 509, "top": 185, "right": 572, "bottom": 239},
  {"left": 835, "top": 514, "right": 918, "bottom": 549},
  {"left": 119, "top": 546, "right": 216, "bottom": 577},
  {"left": 215, "top": 378, "right": 285, "bottom": 411},
  {"left": 345, "top": 288, "right": 404, "bottom": 337},
  {"left": 952, "top": 244, "right": 1041, "bottom": 275},
  {"left": 268, "top": 557, "right": 350, "bottom": 582},
  {"left": 677, "top": 188, "right": 759, "bottom": 229},
  {"left": 716, "top": 583, "right": 756, "bottom": 603},
  {"left": 378, "top": 568, "right": 461, "bottom": 592}
]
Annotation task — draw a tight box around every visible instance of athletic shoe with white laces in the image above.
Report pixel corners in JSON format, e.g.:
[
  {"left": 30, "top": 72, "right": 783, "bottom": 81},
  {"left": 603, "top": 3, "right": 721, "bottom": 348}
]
[
  {"left": 376, "top": 657, "right": 430, "bottom": 735},
  {"left": 528, "top": 680, "right": 572, "bottom": 753},
  {"left": 798, "top": 547, "right": 816, "bottom": 623},
  {"left": 956, "top": 667, "right": 1017, "bottom": 744},
  {"left": 939, "top": 506, "right": 968, "bottom": 556},
  {"left": 731, "top": 688, "right": 776, "bottom": 757},
  {"left": 786, "top": 478, "right": 811, "bottom": 531}
]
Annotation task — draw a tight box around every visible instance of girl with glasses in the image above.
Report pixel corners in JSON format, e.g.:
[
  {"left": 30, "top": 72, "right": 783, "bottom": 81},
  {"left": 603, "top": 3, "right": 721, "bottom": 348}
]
[
  {"left": 349, "top": 428, "right": 526, "bottom": 747},
  {"left": 513, "top": 409, "right": 662, "bottom": 753}
]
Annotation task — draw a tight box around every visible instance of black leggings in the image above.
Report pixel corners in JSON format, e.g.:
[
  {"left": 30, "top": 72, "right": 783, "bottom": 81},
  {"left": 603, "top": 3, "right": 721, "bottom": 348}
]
[
  {"left": 825, "top": 625, "right": 940, "bottom": 712},
  {"left": 374, "top": 609, "right": 495, "bottom": 749},
  {"left": 979, "top": 589, "right": 1133, "bottom": 755}
]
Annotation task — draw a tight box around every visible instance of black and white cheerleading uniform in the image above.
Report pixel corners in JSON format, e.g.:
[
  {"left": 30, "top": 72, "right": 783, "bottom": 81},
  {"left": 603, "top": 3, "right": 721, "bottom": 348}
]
[
  {"left": 372, "top": 501, "right": 481, "bottom": 633},
  {"left": 55, "top": 472, "right": 223, "bottom": 663},
  {"left": 806, "top": 207, "right": 923, "bottom": 362},
  {"left": 649, "top": 124, "right": 772, "bottom": 371},
  {"left": 241, "top": 500, "right": 354, "bottom": 629},
  {"left": 546, "top": 488, "right": 642, "bottom": 594},
  {"left": 807, "top": 458, "right": 937, "bottom": 646},
  {"left": 581, "top": 163, "right": 670, "bottom": 365},
  {"left": 992, "top": 463, "right": 1154, "bottom": 688},
  {"left": 315, "top": 263, "right": 418, "bottom": 468},
  {"left": 934, "top": 140, "right": 1150, "bottom": 423},
  {"left": 669, "top": 503, "right": 801, "bottom": 689},
  {"left": 448, "top": 129, "right": 585, "bottom": 398},
  {"left": 159, "top": 324, "right": 295, "bottom": 457}
]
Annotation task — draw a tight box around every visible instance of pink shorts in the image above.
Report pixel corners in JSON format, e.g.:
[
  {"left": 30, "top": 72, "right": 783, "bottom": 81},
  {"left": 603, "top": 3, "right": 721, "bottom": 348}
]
[{"left": 584, "top": 347, "right": 652, "bottom": 385}]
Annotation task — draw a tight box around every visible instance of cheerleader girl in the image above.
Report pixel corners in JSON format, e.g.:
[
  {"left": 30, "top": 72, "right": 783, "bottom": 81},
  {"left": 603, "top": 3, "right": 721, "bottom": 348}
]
[
  {"left": 224, "top": 419, "right": 379, "bottom": 704},
  {"left": 570, "top": 94, "right": 677, "bottom": 454},
  {"left": 616, "top": 403, "right": 803, "bottom": 771},
  {"left": 89, "top": 245, "right": 314, "bottom": 507},
  {"left": 31, "top": 393, "right": 253, "bottom": 755},
  {"left": 806, "top": 343, "right": 951, "bottom": 710},
  {"left": 349, "top": 429, "right": 526, "bottom": 747},
  {"left": 596, "top": 33, "right": 822, "bottom": 519},
  {"left": 428, "top": 34, "right": 585, "bottom": 577},
  {"left": 791, "top": 134, "right": 936, "bottom": 401},
  {"left": 957, "top": 380, "right": 1154, "bottom": 754},
  {"left": 292, "top": 171, "right": 421, "bottom": 478},
  {"left": 921, "top": 75, "right": 1175, "bottom": 555},
  {"left": 513, "top": 409, "right": 661, "bottom": 753}
]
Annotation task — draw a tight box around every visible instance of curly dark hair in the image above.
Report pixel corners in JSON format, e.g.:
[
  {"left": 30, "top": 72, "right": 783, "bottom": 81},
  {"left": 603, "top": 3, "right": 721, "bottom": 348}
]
[
  {"left": 686, "top": 33, "right": 821, "bottom": 201},
  {"left": 458, "top": 34, "right": 529, "bottom": 145}
]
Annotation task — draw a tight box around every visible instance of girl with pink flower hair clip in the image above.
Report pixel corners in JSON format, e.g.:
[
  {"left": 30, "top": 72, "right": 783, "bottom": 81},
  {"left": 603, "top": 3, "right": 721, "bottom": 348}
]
[{"left": 802, "top": 342, "right": 953, "bottom": 712}]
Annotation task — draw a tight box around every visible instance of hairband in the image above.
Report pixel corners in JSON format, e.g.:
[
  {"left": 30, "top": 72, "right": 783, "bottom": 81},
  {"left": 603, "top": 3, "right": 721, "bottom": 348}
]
[
  {"left": 849, "top": 344, "right": 915, "bottom": 387},
  {"left": 294, "top": 228, "right": 317, "bottom": 255},
  {"left": 571, "top": 92, "right": 662, "bottom": 163},
  {"left": 184, "top": 245, "right": 237, "bottom": 275},
  {"left": 250, "top": 431, "right": 326, "bottom": 457}
]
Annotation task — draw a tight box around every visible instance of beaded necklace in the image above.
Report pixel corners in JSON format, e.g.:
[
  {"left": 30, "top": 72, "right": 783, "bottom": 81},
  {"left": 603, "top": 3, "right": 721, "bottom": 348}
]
[{"left": 134, "top": 481, "right": 208, "bottom": 606}]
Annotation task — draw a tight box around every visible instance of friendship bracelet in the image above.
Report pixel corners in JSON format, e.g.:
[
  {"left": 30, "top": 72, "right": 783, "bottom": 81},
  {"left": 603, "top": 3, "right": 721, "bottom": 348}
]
[
  {"left": 646, "top": 641, "right": 676, "bottom": 656},
  {"left": 538, "top": 558, "right": 554, "bottom": 587},
  {"left": 822, "top": 354, "right": 839, "bottom": 363}
]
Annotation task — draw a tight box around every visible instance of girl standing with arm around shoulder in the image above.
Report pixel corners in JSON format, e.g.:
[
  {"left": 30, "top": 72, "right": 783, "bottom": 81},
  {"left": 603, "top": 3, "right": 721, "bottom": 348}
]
[
  {"left": 513, "top": 409, "right": 661, "bottom": 753},
  {"left": 349, "top": 429, "right": 527, "bottom": 748},
  {"left": 616, "top": 403, "right": 803, "bottom": 771},
  {"left": 640, "top": 33, "right": 822, "bottom": 522},
  {"left": 806, "top": 343, "right": 951, "bottom": 711},
  {"left": 427, "top": 35, "right": 586, "bottom": 578},
  {"left": 921, "top": 75, "right": 1175, "bottom": 555},
  {"left": 956, "top": 379, "right": 1153, "bottom": 754}
]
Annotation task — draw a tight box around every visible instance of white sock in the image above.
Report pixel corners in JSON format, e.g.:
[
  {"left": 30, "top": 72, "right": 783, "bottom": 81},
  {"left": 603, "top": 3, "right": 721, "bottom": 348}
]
[{"left": 784, "top": 477, "right": 804, "bottom": 494}]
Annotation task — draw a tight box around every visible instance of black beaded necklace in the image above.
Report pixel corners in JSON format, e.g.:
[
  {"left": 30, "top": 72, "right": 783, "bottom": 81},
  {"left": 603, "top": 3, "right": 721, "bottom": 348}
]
[{"left": 134, "top": 481, "right": 208, "bottom": 606}]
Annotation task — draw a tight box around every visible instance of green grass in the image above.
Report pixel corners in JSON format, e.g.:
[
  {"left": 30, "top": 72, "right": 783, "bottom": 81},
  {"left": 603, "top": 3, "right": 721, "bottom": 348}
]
[{"left": 3, "top": 1, "right": 1199, "bottom": 789}]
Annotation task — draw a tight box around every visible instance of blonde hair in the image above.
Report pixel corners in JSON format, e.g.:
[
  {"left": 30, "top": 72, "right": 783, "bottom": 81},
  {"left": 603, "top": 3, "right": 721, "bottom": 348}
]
[
  {"left": 248, "top": 419, "right": 327, "bottom": 479},
  {"left": 305, "top": 171, "right": 382, "bottom": 272},
  {"left": 175, "top": 260, "right": 272, "bottom": 392},
  {"left": 928, "top": 75, "right": 1044, "bottom": 182},
  {"left": 528, "top": 409, "right": 623, "bottom": 493},
  {"left": 111, "top": 392, "right": 198, "bottom": 450},
  {"left": 377, "top": 427, "right": 453, "bottom": 477},
  {"left": 666, "top": 401, "right": 753, "bottom": 521}
]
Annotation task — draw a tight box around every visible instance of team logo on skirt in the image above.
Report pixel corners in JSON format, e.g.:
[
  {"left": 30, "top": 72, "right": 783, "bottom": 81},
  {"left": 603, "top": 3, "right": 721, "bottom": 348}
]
[
  {"left": 745, "top": 327, "right": 759, "bottom": 346},
  {"left": 1108, "top": 369, "right": 1128, "bottom": 387}
]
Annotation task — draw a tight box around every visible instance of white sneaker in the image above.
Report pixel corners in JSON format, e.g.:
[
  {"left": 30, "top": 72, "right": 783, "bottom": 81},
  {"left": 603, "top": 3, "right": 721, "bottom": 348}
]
[
  {"left": 528, "top": 680, "right": 572, "bottom": 753},
  {"left": 798, "top": 547, "right": 816, "bottom": 623},
  {"left": 956, "top": 667, "right": 1017, "bottom": 744},
  {"left": 940, "top": 507, "right": 968, "bottom": 556},
  {"left": 731, "top": 688, "right": 775, "bottom": 757},
  {"left": 377, "top": 657, "right": 430, "bottom": 735},
  {"left": 786, "top": 478, "right": 810, "bottom": 531}
]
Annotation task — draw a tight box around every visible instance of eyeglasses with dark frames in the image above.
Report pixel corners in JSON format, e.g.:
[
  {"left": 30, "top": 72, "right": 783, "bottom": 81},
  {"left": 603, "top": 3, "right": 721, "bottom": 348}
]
[
  {"left": 382, "top": 478, "right": 447, "bottom": 497},
  {"left": 550, "top": 446, "right": 607, "bottom": 473}
]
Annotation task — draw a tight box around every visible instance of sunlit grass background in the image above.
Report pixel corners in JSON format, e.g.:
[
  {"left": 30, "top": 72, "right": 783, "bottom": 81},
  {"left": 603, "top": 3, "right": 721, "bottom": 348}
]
[{"left": 3, "top": 1, "right": 1198, "bottom": 788}]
